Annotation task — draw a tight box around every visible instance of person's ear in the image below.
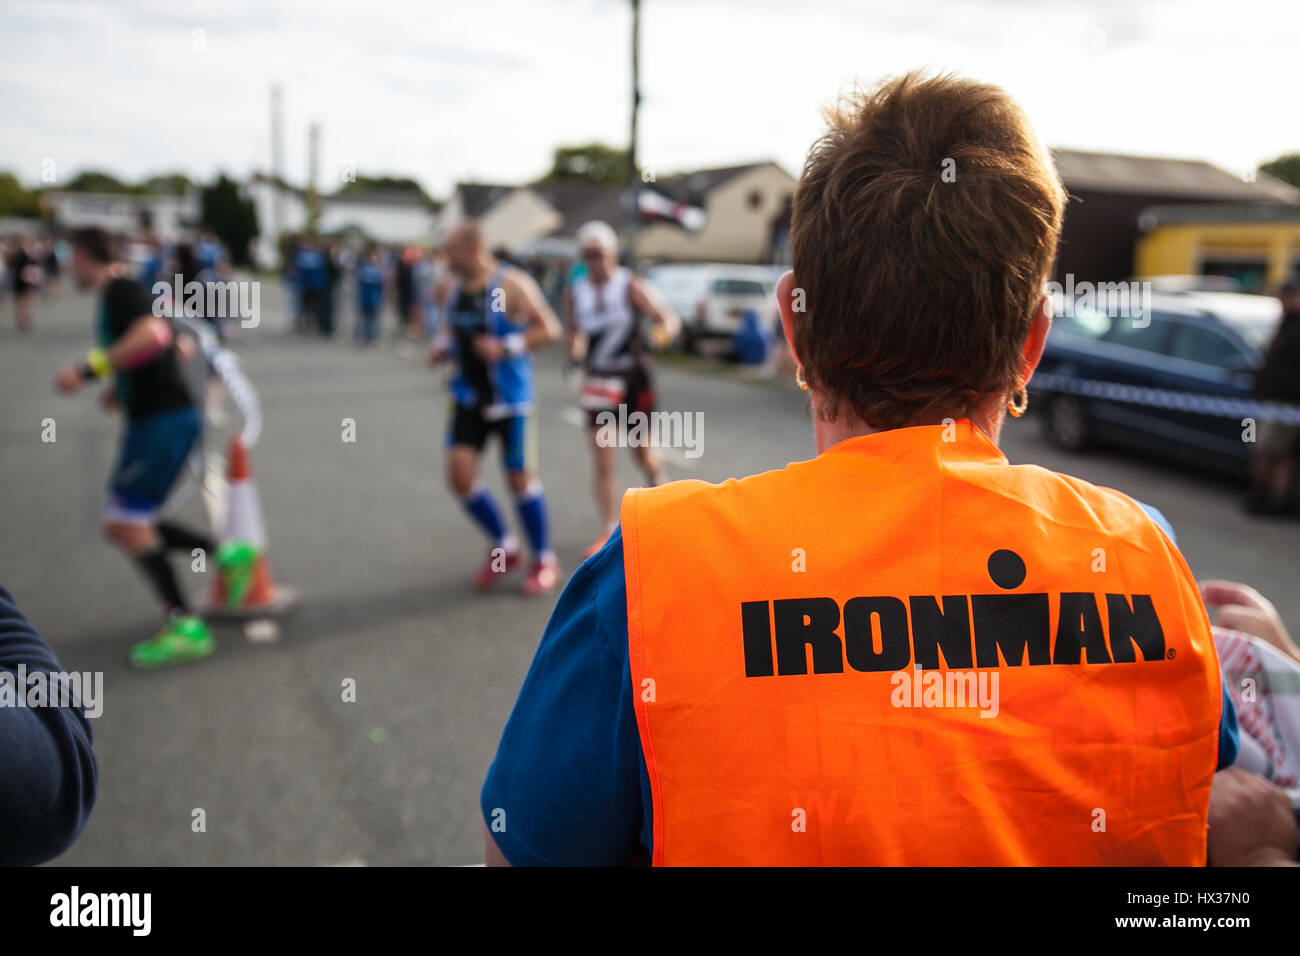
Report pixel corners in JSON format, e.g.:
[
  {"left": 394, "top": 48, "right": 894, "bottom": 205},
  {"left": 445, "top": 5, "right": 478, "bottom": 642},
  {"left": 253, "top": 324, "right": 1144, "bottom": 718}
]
[
  {"left": 776, "top": 270, "right": 801, "bottom": 367},
  {"left": 1020, "top": 295, "right": 1052, "bottom": 383}
]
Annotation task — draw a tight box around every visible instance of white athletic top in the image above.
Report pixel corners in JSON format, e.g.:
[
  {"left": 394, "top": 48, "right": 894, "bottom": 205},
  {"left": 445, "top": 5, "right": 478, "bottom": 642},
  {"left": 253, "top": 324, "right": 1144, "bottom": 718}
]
[{"left": 572, "top": 267, "right": 641, "bottom": 374}]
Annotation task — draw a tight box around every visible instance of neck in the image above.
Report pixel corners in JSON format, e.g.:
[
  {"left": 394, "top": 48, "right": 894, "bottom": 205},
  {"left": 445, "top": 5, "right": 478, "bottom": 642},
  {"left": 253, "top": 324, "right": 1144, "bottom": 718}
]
[
  {"left": 812, "top": 395, "right": 1007, "bottom": 454},
  {"left": 89, "top": 263, "right": 122, "bottom": 292},
  {"left": 463, "top": 255, "right": 496, "bottom": 287}
]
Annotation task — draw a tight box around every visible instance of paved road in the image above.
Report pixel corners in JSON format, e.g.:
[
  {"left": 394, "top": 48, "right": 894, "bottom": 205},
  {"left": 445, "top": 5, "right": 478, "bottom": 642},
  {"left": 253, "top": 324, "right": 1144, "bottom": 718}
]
[{"left": 1, "top": 279, "right": 1296, "bottom": 865}]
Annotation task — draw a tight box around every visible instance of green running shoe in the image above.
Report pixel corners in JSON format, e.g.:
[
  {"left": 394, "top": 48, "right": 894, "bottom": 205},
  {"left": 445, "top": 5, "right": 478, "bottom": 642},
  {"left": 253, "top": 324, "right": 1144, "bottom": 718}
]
[
  {"left": 128, "top": 615, "right": 215, "bottom": 670},
  {"left": 216, "top": 540, "right": 260, "bottom": 609}
]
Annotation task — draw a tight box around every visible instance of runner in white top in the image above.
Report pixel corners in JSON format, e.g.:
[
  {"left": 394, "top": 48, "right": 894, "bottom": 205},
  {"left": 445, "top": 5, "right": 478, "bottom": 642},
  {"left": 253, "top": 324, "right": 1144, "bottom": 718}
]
[{"left": 565, "top": 221, "right": 680, "bottom": 557}]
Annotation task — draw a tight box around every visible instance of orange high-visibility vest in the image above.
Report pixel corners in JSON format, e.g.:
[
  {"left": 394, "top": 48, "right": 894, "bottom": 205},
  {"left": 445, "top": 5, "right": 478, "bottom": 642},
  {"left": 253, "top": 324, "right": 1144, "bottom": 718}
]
[{"left": 620, "top": 420, "right": 1222, "bottom": 865}]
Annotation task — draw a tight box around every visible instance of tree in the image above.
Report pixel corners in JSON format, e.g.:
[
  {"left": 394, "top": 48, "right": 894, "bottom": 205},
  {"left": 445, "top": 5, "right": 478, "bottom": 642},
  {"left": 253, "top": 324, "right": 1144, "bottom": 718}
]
[
  {"left": 1260, "top": 153, "right": 1300, "bottom": 190},
  {"left": 338, "top": 174, "right": 439, "bottom": 209},
  {"left": 64, "top": 170, "right": 134, "bottom": 193},
  {"left": 538, "top": 143, "right": 631, "bottom": 186},
  {"left": 200, "top": 174, "right": 259, "bottom": 266},
  {"left": 0, "top": 172, "right": 44, "bottom": 218},
  {"left": 139, "top": 173, "right": 194, "bottom": 196}
]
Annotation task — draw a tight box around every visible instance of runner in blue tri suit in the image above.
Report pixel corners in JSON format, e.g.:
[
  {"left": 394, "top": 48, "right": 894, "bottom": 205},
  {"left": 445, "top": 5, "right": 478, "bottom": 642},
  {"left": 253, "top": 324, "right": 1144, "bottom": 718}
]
[{"left": 428, "top": 220, "right": 563, "bottom": 596}]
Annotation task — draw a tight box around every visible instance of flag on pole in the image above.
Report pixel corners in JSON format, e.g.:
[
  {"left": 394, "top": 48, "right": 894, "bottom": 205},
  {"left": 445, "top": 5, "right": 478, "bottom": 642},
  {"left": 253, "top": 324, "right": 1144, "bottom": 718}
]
[{"left": 637, "top": 188, "right": 706, "bottom": 231}]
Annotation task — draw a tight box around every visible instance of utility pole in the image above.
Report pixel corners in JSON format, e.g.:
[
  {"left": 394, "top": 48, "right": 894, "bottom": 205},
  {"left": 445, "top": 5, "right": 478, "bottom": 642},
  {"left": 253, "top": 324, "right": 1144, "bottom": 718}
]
[
  {"left": 626, "top": 0, "right": 640, "bottom": 272},
  {"left": 270, "top": 84, "right": 284, "bottom": 266},
  {"left": 307, "top": 121, "right": 321, "bottom": 234}
]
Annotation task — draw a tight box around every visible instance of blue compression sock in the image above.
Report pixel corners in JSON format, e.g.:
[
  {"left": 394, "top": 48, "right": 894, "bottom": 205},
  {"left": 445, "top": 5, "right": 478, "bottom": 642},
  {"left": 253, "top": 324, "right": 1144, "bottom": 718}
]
[
  {"left": 463, "top": 486, "right": 507, "bottom": 544},
  {"left": 514, "top": 482, "right": 552, "bottom": 560}
]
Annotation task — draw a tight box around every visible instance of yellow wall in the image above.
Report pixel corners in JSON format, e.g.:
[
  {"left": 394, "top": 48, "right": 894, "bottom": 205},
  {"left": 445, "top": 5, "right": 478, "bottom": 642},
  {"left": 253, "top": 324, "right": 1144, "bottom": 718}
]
[{"left": 1135, "top": 221, "right": 1300, "bottom": 285}]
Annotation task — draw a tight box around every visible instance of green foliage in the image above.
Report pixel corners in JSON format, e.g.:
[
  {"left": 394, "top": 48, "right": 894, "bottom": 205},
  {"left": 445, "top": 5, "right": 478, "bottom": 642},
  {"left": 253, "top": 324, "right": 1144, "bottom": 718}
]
[
  {"left": 139, "top": 173, "right": 194, "bottom": 196},
  {"left": 61, "top": 170, "right": 192, "bottom": 196},
  {"left": 0, "top": 171, "right": 44, "bottom": 218},
  {"left": 539, "top": 143, "right": 631, "bottom": 186},
  {"left": 200, "top": 174, "right": 259, "bottom": 266},
  {"left": 1259, "top": 153, "right": 1300, "bottom": 189},
  {"left": 338, "top": 175, "right": 440, "bottom": 209},
  {"left": 64, "top": 170, "right": 134, "bottom": 193}
]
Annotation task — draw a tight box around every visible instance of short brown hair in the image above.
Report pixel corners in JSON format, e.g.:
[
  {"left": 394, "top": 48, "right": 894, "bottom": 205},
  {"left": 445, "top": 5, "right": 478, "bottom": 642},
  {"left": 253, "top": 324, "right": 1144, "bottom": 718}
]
[
  {"left": 70, "top": 227, "right": 115, "bottom": 264},
  {"left": 790, "top": 71, "right": 1066, "bottom": 428}
]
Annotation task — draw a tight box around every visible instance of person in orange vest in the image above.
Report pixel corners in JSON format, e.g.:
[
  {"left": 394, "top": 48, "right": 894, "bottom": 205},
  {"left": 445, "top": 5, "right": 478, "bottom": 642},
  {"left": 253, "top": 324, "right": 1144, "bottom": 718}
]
[{"left": 479, "top": 71, "right": 1273, "bottom": 866}]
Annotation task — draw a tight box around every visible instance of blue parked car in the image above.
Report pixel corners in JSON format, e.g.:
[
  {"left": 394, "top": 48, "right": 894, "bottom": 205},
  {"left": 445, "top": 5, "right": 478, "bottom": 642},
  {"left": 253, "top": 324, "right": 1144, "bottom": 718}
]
[{"left": 1029, "top": 290, "right": 1283, "bottom": 478}]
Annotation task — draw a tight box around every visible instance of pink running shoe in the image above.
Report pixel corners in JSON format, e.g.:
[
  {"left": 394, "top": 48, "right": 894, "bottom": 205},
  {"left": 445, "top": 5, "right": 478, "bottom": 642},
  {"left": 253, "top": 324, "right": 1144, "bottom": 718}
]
[
  {"left": 473, "top": 545, "right": 522, "bottom": 589},
  {"left": 521, "top": 557, "right": 561, "bottom": 596}
]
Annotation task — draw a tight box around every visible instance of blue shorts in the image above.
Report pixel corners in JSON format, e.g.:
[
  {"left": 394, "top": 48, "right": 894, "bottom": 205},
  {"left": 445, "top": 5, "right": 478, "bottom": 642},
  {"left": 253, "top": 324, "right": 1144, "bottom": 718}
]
[
  {"left": 105, "top": 406, "right": 202, "bottom": 523},
  {"left": 446, "top": 405, "right": 534, "bottom": 473}
]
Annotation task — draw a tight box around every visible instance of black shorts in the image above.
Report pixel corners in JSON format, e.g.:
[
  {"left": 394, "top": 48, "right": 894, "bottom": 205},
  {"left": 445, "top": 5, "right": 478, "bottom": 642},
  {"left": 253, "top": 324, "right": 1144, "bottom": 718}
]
[
  {"left": 583, "top": 363, "right": 657, "bottom": 428},
  {"left": 446, "top": 404, "right": 534, "bottom": 472}
]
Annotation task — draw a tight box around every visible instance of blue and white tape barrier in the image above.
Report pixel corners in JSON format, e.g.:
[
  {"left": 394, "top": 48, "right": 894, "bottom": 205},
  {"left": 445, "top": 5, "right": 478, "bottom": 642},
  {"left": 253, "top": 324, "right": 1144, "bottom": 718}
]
[{"left": 1030, "top": 373, "right": 1300, "bottom": 426}]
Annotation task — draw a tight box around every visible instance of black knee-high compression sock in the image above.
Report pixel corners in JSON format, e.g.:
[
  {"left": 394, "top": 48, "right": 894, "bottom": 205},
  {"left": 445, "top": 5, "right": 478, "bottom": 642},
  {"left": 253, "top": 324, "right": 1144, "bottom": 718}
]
[
  {"left": 156, "top": 520, "right": 215, "bottom": 555},
  {"left": 134, "top": 545, "right": 189, "bottom": 616}
]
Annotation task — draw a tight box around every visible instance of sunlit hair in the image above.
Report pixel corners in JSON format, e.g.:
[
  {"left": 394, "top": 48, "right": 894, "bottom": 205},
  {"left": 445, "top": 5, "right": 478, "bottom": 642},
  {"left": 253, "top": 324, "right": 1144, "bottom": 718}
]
[{"left": 791, "top": 71, "right": 1066, "bottom": 428}]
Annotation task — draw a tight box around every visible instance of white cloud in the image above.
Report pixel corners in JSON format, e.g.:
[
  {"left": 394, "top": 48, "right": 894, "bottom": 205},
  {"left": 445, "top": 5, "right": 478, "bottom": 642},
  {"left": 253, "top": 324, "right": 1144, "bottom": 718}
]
[{"left": 0, "top": 0, "right": 1296, "bottom": 197}]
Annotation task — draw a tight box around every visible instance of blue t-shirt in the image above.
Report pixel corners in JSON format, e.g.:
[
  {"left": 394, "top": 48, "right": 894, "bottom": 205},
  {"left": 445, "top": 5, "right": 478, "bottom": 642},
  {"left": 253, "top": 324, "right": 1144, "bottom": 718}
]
[
  {"left": 356, "top": 263, "right": 385, "bottom": 311},
  {"left": 0, "top": 586, "right": 98, "bottom": 864},
  {"left": 482, "top": 506, "right": 1239, "bottom": 865},
  {"left": 294, "top": 249, "right": 327, "bottom": 292}
]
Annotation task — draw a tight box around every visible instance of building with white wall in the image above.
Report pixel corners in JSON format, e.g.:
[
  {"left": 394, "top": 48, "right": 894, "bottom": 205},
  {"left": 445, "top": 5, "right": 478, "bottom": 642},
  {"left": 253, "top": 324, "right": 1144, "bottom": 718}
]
[
  {"left": 245, "top": 174, "right": 437, "bottom": 267},
  {"left": 42, "top": 189, "right": 200, "bottom": 242},
  {"left": 439, "top": 162, "right": 796, "bottom": 264}
]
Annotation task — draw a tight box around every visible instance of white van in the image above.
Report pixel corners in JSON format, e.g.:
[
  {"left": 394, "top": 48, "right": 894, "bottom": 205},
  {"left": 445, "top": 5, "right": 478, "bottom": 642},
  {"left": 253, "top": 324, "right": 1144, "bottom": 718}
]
[{"left": 644, "top": 263, "right": 778, "bottom": 352}]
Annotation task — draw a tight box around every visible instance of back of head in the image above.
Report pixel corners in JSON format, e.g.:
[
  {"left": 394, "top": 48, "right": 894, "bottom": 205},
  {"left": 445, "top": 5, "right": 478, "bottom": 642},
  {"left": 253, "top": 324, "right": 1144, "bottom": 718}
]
[
  {"left": 69, "top": 227, "right": 115, "bottom": 266},
  {"left": 791, "top": 71, "right": 1066, "bottom": 429}
]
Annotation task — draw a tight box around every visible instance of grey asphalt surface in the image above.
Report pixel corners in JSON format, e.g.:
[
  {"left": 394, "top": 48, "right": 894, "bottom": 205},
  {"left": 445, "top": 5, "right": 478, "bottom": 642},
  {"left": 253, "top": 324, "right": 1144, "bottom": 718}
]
[{"left": 1, "top": 277, "right": 1296, "bottom": 865}]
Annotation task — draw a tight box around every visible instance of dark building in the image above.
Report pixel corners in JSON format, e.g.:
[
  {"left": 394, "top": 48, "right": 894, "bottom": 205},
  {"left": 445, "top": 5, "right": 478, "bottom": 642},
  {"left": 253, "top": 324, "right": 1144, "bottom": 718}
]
[{"left": 1050, "top": 149, "right": 1299, "bottom": 283}]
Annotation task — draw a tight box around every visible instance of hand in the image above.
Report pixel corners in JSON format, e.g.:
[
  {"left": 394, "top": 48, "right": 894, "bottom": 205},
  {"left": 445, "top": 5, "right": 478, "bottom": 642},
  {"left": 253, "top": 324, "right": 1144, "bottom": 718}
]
[
  {"left": 471, "top": 335, "right": 506, "bottom": 363},
  {"left": 1201, "top": 580, "right": 1300, "bottom": 665},
  {"left": 54, "top": 364, "right": 83, "bottom": 395},
  {"left": 1207, "top": 769, "right": 1299, "bottom": 866},
  {"left": 98, "top": 386, "right": 119, "bottom": 412}
]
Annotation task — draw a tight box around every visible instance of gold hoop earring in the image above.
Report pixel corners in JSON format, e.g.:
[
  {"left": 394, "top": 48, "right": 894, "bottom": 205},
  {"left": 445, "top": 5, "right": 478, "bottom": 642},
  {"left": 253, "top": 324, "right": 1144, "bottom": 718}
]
[
  {"left": 1007, "top": 386, "right": 1028, "bottom": 418},
  {"left": 795, "top": 365, "right": 809, "bottom": 391}
]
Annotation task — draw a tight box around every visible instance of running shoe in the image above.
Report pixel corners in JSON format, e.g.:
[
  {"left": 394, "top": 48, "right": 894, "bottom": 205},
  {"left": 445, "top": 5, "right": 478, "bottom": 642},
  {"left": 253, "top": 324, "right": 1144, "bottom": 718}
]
[
  {"left": 128, "top": 615, "right": 215, "bottom": 670},
  {"left": 216, "top": 540, "right": 260, "bottom": 609},
  {"left": 473, "top": 545, "right": 522, "bottom": 589},
  {"left": 522, "top": 557, "right": 561, "bottom": 596}
]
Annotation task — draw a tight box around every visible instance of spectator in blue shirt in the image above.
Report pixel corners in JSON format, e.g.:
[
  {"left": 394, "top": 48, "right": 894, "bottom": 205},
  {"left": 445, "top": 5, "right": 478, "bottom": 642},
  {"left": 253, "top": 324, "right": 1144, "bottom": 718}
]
[
  {"left": 480, "top": 506, "right": 1240, "bottom": 866},
  {"left": 354, "top": 245, "right": 385, "bottom": 345},
  {"left": 0, "top": 586, "right": 97, "bottom": 864}
]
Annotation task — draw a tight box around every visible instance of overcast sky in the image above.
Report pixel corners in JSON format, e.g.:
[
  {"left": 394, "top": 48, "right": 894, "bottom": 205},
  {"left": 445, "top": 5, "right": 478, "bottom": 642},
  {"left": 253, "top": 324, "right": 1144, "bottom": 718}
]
[{"left": 1, "top": 0, "right": 1295, "bottom": 198}]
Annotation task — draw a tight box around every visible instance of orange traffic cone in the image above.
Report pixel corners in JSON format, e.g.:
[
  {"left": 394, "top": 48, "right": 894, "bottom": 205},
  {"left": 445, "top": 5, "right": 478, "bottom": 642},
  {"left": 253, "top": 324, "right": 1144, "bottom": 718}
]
[{"left": 203, "top": 435, "right": 300, "bottom": 619}]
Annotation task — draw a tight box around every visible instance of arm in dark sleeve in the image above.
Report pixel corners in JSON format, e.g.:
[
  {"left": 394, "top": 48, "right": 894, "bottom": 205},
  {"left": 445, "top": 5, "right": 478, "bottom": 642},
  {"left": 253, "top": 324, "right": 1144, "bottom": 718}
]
[
  {"left": 1135, "top": 502, "right": 1238, "bottom": 770},
  {"left": 480, "top": 529, "right": 646, "bottom": 865},
  {"left": 0, "top": 586, "right": 97, "bottom": 865},
  {"left": 105, "top": 278, "right": 155, "bottom": 342},
  {"left": 1217, "top": 686, "right": 1239, "bottom": 770}
]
